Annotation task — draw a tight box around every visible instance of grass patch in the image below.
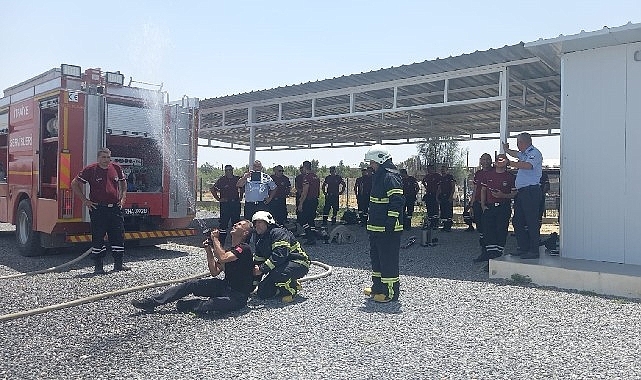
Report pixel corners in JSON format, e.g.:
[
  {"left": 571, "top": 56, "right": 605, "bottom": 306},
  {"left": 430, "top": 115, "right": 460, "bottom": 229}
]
[{"left": 510, "top": 273, "right": 532, "bottom": 284}]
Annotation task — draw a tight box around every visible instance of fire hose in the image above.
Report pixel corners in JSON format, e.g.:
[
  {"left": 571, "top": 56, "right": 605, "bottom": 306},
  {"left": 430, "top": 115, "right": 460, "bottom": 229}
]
[
  {"left": 0, "top": 260, "right": 332, "bottom": 322},
  {"left": 0, "top": 248, "right": 94, "bottom": 280}
]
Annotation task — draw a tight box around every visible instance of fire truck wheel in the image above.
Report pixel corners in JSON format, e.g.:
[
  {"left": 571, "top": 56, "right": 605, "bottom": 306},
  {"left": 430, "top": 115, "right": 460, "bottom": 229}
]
[{"left": 16, "top": 199, "right": 44, "bottom": 257}]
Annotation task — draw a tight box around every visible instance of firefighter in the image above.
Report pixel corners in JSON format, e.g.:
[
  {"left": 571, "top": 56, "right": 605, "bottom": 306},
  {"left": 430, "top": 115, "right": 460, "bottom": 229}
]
[
  {"left": 131, "top": 220, "right": 254, "bottom": 313},
  {"left": 400, "top": 168, "right": 420, "bottom": 231},
  {"left": 469, "top": 153, "right": 494, "bottom": 255},
  {"left": 297, "top": 160, "right": 321, "bottom": 245},
  {"left": 71, "top": 147, "right": 129, "bottom": 274},
  {"left": 321, "top": 166, "right": 346, "bottom": 226},
  {"left": 354, "top": 167, "right": 373, "bottom": 226},
  {"left": 269, "top": 165, "right": 291, "bottom": 226},
  {"left": 438, "top": 165, "right": 456, "bottom": 232},
  {"left": 474, "top": 154, "right": 516, "bottom": 262},
  {"left": 421, "top": 164, "right": 441, "bottom": 230},
  {"left": 362, "top": 145, "right": 405, "bottom": 303},
  {"left": 210, "top": 164, "right": 242, "bottom": 246},
  {"left": 251, "top": 211, "right": 310, "bottom": 303}
]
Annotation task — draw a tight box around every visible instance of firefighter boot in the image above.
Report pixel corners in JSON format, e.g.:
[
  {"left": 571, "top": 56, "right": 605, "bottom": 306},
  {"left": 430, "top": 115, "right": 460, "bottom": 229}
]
[
  {"left": 113, "top": 256, "right": 131, "bottom": 272},
  {"left": 373, "top": 282, "right": 400, "bottom": 303}
]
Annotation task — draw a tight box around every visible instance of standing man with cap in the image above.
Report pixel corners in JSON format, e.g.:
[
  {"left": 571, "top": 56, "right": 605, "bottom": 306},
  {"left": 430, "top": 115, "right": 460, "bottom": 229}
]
[
  {"left": 362, "top": 145, "right": 405, "bottom": 303},
  {"left": 421, "top": 164, "right": 441, "bottom": 231},
  {"left": 321, "top": 166, "right": 346, "bottom": 226},
  {"left": 400, "top": 168, "right": 420, "bottom": 231},
  {"left": 297, "top": 160, "right": 321, "bottom": 245},
  {"left": 354, "top": 167, "right": 373, "bottom": 226},
  {"left": 438, "top": 165, "right": 456, "bottom": 232},
  {"left": 503, "top": 132, "right": 543, "bottom": 259},
  {"left": 237, "top": 160, "right": 276, "bottom": 220},
  {"left": 71, "top": 147, "right": 129, "bottom": 274},
  {"left": 269, "top": 165, "right": 292, "bottom": 226},
  {"left": 210, "top": 165, "right": 242, "bottom": 246}
]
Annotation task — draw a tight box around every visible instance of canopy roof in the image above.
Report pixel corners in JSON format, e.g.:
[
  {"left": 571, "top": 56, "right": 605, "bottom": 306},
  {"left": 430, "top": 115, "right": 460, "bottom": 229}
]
[{"left": 199, "top": 42, "right": 562, "bottom": 151}]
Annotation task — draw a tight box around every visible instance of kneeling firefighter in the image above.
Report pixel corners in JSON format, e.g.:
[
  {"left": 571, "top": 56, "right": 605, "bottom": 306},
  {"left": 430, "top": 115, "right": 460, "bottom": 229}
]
[
  {"left": 362, "top": 145, "right": 405, "bottom": 303},
  {"left": 252, "top": 211, "right": 310, "bottom": 302}
]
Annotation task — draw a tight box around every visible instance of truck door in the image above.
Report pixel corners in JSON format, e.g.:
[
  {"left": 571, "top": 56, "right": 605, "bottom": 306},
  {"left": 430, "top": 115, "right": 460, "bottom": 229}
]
[{"left": 166, "top": 99, "right": 197, "bottom": 218}]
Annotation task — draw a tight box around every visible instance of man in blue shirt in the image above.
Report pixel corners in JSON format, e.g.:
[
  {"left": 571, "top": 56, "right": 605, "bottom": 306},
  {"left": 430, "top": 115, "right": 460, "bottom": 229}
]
[
  {"left": 503, "top": 132, "right": 543, "bottom": 259},
  {"left": 237, "top": 160, "right": 277, "bottom": 220}
]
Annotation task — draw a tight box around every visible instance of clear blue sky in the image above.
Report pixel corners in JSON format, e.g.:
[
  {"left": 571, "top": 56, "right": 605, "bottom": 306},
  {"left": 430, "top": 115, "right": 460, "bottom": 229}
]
[{"left": 1, "top": 1, "right": 637, "bottom": 168}]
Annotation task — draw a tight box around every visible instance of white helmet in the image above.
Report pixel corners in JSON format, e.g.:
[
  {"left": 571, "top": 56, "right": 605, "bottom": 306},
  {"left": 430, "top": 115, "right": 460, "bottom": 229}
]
[
  {"left": 252, "top": 211, "right": 276, "bottom": 225},
  {"left": 364, "top": 145, "right": 392, "bottom": 164}
]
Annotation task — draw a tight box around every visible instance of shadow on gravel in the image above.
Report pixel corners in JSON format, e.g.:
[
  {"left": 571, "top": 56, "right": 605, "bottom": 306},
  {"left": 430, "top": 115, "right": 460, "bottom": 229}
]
[
  {"left": 130, "top": 305, "right": 252, "bottom": 320},
  {"left": 300, "top": 224, "right": 495, "bottom": 284},
  {"left": 359, "top": 300, "right": 402, "bottom": 314},
  {"left": 246, "top": 295, "right": 308, "bottom": 310},
  {"left": 0, "top": 241, "right": 192, "bottom": 275}
]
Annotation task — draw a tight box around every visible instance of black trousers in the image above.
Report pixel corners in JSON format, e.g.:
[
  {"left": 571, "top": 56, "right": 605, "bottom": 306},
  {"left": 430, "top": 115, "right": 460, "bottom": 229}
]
[
  {"left": 423, "top": 193, "right": 440, "bottom": 228},
  {"left": 438, "top": 194, "right": 453, "bottom": 230},
  {"left": 150, "top": 278, "right": 248, "bottom": 313},
  {"left": 356, "top": 195, "right": 369, "bottom": 223},
  {"left": 89, "top": 205, "right": 125, "bottom": 260},
  {"left": 513, "top": 185, "right": 542, "bottom": 254},
  {"left": 472, "top": 201, "right": 485, "bottom": 251},
  {"left": 244, "top": 200, "right": 267, "bottom": 220},
  {"left": 300, "top": 197, "right": 319, "bottom": 239},
  {"left": 322, "top": 193, "right": 340, "bottom": 222},
  {"left": 255, "top": 261, "right": 309, "bottom": 299},
  {"left": 369, "top": 232, "right": 401, "bottom": 300},
  {"left": 268, "top": 197, "right": 288, "bottom": 226},
  {"left": 404, "top": 196, "right": 416, "bottom": 230},
  {"left": 482, "top": 202, "right": 512, "bottom": 257},
  {"left": 219, "top": 201, "right": 241, "bottom": 242}
]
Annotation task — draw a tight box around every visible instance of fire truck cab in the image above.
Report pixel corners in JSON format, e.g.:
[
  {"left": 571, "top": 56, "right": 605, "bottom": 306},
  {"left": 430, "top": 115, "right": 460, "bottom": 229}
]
[{"left": 0, "top": 64, "right": 199, "bottom": 256}]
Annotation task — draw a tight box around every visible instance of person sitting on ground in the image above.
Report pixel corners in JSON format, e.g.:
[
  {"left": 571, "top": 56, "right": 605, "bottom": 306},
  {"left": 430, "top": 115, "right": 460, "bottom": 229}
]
[
  {"left": 252, "top": 211, "right": 310, "bottom": 303},
  {"left": 131, "top": 220, "right": 254, "bottom": 314}
]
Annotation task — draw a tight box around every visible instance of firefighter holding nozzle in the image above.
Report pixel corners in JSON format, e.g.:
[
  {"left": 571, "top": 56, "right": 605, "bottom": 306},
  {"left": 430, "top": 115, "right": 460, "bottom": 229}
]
[{"left": 131, "top": 220, "right": 255, "bottom": 313}]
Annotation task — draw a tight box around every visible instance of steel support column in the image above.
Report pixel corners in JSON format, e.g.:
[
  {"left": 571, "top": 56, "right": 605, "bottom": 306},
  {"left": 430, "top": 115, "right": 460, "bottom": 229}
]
[{"left": 499, "top": 67, "right": 510, "bottom": 153}]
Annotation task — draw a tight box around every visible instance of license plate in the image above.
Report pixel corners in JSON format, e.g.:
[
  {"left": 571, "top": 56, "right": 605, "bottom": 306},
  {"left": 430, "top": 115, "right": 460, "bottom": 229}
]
[{"left": 123, "top": 207, "right": 149, "bottom": 215}]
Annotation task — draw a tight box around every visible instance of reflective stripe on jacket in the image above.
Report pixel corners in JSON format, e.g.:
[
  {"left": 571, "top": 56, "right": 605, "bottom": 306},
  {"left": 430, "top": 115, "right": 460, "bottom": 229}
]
[{"left": 367, "top": 162, "right": 405, "bottom": 233}]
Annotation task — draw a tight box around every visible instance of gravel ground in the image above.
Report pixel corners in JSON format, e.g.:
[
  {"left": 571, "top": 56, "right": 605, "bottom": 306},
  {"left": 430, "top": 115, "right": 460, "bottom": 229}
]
[{"left": 0, "top": 215, "right": 640, "bottom": 379}]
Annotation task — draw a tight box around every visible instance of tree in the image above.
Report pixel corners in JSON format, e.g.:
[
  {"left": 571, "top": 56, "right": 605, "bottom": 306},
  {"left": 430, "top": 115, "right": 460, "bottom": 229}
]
[{"left": 417, "top": 138, "right": 464, "bottom": 168}]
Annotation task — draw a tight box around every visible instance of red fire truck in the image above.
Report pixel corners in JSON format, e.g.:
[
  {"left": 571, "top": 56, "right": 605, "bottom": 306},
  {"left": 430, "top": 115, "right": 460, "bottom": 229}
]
[{"left": 0, "top": 64, "right": 199, "bottom": 256}]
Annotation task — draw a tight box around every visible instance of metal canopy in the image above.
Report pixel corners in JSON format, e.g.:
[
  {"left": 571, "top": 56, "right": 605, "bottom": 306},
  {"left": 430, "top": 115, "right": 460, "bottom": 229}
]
[{"left": 198, "top": 43, "right": 561, "bottom": 152}]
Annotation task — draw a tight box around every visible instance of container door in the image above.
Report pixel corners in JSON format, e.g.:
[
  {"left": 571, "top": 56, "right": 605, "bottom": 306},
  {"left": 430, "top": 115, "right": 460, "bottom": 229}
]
[{"left": 166, "top": 99, "right": 197, "bottom": 218}]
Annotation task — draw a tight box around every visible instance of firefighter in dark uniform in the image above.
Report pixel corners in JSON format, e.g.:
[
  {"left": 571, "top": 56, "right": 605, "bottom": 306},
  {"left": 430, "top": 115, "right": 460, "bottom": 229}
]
[
  {"left": 354, "top": 167, "right": 373, "bottom": 226},
  {"left": 362, "top": 145, "right": 405, "bottom": 303},
  {"left": 297, "top": 160, "right": 321, "bottom": 245},
  {"left": 474, "top": 154, "right": 516, "bottom": 262},
  {"left": 210, "top": 164, "right": 242, "bottom": 246},
  {"left": 469, "top": 153, "right": 494, "bottom": 256},
  {"left": 269, "top": 165, "right": 291, "bottom": 226},
  {"left": 421, "top": 164, "right": 441, "bottom": 230},
  {"left": 321, "top": 166, "right": 346, "bottom": 226},
  {"left": 252, "top": 211, "right": 310, "bottom": 303},
  {"left": 400, "top": 168, "right": 419, "bottom": 231},
  {"left": 131, "top": 219, "right": 255, "bottom": 313},
  {"left": 294, "top": 165, "right": 305, "bottom": 229},
  {"left": 438, "top": 165, "right": 456, "bottom": 232},
  {"left": 71, "top": 147, "right": 129, "bottom": 274}
]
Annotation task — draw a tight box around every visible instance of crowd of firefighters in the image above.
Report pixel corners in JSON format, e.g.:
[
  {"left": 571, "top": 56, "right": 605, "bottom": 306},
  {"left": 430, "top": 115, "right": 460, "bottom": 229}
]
[{"left": 127, "top": 133, "right": 546, "bottom": 313}]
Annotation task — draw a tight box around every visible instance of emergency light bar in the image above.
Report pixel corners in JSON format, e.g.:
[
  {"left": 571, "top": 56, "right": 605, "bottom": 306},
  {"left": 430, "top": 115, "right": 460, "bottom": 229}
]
[
  {"left": 60, "top": 64, "right": 81, "bottom": 78},
  {"left": 105, "top": 71, "right": 124, "bottom": 86}
]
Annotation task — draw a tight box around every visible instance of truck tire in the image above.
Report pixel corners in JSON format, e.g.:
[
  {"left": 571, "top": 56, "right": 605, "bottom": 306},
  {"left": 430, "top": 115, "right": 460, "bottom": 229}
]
[{"left": 16, "top": 199, "right": 44, "bottom": 256}]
